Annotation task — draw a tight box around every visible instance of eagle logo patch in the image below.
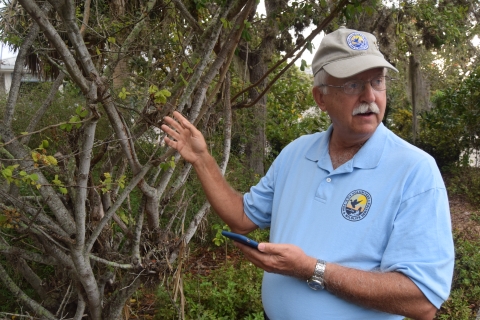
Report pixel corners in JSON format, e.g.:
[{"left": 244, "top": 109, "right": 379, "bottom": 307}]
[
  {"left": 341, "top": 190, "right": 372, "bottom": 222},
  {"left": 346, "top": 32, "right": 369, "bottom": 51}
]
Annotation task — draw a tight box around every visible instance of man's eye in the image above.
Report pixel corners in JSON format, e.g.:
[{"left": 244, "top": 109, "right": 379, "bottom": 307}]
[
  {"left": 373, "top": 77, "right": 384, "bottom": 86},
  {"left": 345, "top": 81, "right": 361, "bottom": 89}
]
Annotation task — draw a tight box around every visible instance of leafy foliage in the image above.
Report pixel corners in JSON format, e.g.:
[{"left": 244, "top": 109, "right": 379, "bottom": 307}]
[
  {"left": 266, "top": 63, "right": 330, "bottom": 163},
  {"left": 437, "top": 234, "right": 480, "bottom": 320},
  {"left": 446, "top": 167, "right": 480, "bottom": 207},
  {"left": 416, "top": 67, "right": 480, "bottom": 169},
  {"left": 155, "top": 260, "right": 264, "bottom": 320}
]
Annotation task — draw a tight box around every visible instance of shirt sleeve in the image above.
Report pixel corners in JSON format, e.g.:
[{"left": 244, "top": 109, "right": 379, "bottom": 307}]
[
  {"left": 243, "top": 160, "right": 277, "bottom": 229},
  {"left": 380, "top": 160, "right": 455, "bottom": 308}
]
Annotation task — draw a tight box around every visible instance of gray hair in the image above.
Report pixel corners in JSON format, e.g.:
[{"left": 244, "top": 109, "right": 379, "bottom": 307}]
[{"left": 314, "top": 69, "right": 330, "bottom": 94}]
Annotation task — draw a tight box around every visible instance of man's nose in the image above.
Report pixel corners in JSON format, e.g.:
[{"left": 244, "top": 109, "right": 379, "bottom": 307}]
[{"left": 360, "top": 82, "right": 376, "bottom": 102}]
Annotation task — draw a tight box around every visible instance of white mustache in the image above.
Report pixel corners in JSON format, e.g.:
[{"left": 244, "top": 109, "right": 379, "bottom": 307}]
[{"left": 352, "top": 103, "right": 380, "bottom": 116}]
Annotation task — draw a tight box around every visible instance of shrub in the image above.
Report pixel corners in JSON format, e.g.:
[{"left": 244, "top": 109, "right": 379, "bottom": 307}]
[
  {"left": 446, "top": 167, "right": 480, "bottom": 207},
  {"left": 155, "top": 260, "right": 264, "bottom": 320},
  {"left": 416, "top": 67, "right": 480, "bottom": 170},
  {"left": 437, "top": 234, "right": 480, "bottom": 319}
]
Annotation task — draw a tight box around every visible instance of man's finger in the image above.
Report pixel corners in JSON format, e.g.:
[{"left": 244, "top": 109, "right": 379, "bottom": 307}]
[
  {"left": 163, "top": 116, "right": 184, "bottom": 133},
  {"left": 173, "top": 112, "right": 198, "bottom": 134}
]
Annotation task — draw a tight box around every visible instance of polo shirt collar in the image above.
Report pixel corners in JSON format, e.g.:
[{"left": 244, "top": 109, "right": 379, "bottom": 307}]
[{"left": 305, "top": 123, "right": 387, "bottom": 171}]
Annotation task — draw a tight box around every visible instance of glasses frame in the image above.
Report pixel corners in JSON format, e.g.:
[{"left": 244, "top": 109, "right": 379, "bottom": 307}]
[{"left": 319, "top": 76, "right": 396, "bottom": 95}]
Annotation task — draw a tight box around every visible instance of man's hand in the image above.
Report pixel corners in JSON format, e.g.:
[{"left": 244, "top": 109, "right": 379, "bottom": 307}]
[
  {"left": 234, "top": 242, "right": 317, "bottom": 280},
  {"left": 236, "top": 242, "right": 437, "bottom": 320},
  {"left": 161, "top": 111, "right": 208, "bottom": 165}
]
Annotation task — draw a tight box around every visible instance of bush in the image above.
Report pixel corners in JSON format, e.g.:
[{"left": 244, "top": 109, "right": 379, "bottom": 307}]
[
  {"left": 445, "top": 167, "right": 480, "bottom": 207},
  {"left": 416, "top": 67, "right": 480, "bottom": 170},
  {"left": 155, "top": 260, "right": 264, "bottom": 320},
  {"left": 437, "top": 234, "right": 480, "bottom": 319}
]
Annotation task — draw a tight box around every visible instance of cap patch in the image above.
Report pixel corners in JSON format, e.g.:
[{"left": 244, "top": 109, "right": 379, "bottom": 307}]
[{"left": 346, "top": 32, "right": 369, "bottom": 51}]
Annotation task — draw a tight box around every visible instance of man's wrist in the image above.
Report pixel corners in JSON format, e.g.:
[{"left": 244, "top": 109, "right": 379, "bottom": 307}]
[{"left": 307, "top": 259, "right": 327, "bottom": 290}]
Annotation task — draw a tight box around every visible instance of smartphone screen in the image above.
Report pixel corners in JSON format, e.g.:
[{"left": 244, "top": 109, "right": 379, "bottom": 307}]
[{"left": 221, "top": 231, "right": 259, "bottom": 249}]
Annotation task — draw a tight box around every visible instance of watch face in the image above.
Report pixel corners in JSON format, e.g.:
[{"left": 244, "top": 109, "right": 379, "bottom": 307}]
[{"left": 307, "top": 280, "right": 324, "bottom": 291}]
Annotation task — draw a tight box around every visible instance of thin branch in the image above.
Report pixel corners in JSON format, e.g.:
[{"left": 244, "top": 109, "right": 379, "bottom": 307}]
[
  {"left": 0, "top": 242, "right": 58, "bottom": 265},
  {"left": 18, "top": 0, "right": 90, "bottom": 93},
  {"left": 230, "top": 0, "right": 352, "bottom": 106},
  {"left": 79, "top": 0, "right": 91, "bottom": 37},
  {"left": 3, "top": 4, "right": 46, "bottom": 128},
  {"left": 21, "top": 72, "right": 66, "bottom": 145},
  {"left": 86, "top": 163, "right": 153, "bottom": 253},
  {"left": 175, "top": 1, "right": 238, "bottom": 114},
  {"left": 171, "top": 0, "right": 203, "bottom": 33},
  {"left": 89, "top": 254, "right": 133, "bottom": 269},
  {"left": 56, "top": 281, "right": 72, "bottom": 318},
  {"left": 189, "top": 0, "right": 256, "bottom": 123},
  {"left": 1, "top": 116, "right": 95, "bottom": 148},
  {"left": 0, "top": 263, "right": 56, "bottom": 320}
]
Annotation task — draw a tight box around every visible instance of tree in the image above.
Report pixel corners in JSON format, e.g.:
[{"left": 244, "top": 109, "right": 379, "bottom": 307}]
[
  {"left": 343, "top": 0, "right": 479, "bottom": 141},
  {"left": 0, "top": 0, "right": 355, "bottom": 318}
]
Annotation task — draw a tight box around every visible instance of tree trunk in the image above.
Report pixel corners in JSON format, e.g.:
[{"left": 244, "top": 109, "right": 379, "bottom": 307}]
[
  {"left": 243, "top": 0, "right": 284, "bottom": 175},
  {"left": 245, "top": 54, "right": 268, "bottom": 175}
]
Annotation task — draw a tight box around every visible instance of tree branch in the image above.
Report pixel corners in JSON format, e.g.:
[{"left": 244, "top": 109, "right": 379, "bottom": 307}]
[
  {"left": 86, "top": 163, "right": 153, "bottom": 253},
  {"left": 18, "top": 0, "right": 90, "bottom": 93},
  {"left": 0, "top": 262, "right": 56, "bottom": 320},
  {"left": 230, "top": 0, "right": 351, "bottom": 106},
  {"left": 3, "top": 20, "right": 41, "bottom": 129},
  {"left": 189, "top": 0, "right": 256, "bottom": 122},
  {"left": 171, "top": 0, "right": 203, "bottom": 34},
  {"left": 0, "top": 125, "right": 76, "bottom": 235}
]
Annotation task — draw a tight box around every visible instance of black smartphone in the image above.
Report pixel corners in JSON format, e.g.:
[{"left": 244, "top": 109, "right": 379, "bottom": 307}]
[{"left": 221, "top": 231, "right": 259, "bottom": 249}]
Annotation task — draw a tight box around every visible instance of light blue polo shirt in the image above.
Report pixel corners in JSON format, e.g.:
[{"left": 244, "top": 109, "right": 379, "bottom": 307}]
[{"left": 243, "top": 123, "right": 454, "bottom": 319}]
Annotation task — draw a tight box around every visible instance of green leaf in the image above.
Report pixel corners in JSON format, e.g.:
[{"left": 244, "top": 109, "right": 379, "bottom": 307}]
[
  {"left": 2, "top": 168, "right": 12, "bottom": 178},
  {"left": 300, "top": 59, "right": 307, "bottom": 71},
  {"left": 241, "top": 29, "right": 252, "bottom": 42},
  {"left": 107, "top": 37, "right": 116, "bottom": 44},
  {"left": 148, "top": 85, "right": 159, "bottom": 94},
  {"left": 306, "top": 41, "right": 313, "bottom": 54},
  {"left": 159, "top": 89, "right": 171, "bottom": 97}
]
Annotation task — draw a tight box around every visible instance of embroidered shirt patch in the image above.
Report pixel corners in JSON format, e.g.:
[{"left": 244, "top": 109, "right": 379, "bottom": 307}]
[{"left": 341, "top": 190, "right": 372, "bottom": 222}]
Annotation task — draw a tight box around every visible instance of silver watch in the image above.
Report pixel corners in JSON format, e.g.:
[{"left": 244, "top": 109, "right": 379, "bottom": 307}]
[{"left": 307, "top": 259, "right": 326, "bottom": 290}]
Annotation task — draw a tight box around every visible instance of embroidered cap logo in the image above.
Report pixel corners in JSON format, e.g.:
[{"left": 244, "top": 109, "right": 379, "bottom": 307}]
[{"left": 346, "top": 32, "right": 369, "bottom": 51}]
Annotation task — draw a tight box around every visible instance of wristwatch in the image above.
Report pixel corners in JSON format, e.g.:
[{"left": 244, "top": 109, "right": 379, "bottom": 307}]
[{"left": 307, "top": 259, "right": 326, "bottom": 290}]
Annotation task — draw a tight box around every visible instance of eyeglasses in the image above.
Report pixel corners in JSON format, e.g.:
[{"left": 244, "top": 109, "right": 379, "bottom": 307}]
[{"left": 319, "top": 76, "right": 396, "bottom": 95}]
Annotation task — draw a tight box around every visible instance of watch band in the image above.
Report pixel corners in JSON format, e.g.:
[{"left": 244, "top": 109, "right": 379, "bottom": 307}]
[{"left": 307, "top": 259, "right": 326, "bottom": 290}]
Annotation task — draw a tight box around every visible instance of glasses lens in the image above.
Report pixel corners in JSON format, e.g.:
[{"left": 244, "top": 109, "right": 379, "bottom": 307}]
[
  {"left": 343, "top": 81, "right": 363, "bottom": 94},
  {"left": 371, "top": 76, "right": 387, "bottom": 91}
]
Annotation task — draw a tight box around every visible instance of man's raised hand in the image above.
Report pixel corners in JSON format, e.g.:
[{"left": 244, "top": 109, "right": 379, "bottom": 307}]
[{"left": 161, "top": 111, "right": 208, "bottom": 165}]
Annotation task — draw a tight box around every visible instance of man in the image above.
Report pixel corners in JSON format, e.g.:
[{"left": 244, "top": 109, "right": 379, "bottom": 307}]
[{"left": 161, "top": 27, "right": 454, "bottom": 320}]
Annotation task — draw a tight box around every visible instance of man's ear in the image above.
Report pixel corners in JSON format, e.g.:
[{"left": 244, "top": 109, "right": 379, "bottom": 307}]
[{"left": 312, "top": 86, "right": 327, "bottom": 112}]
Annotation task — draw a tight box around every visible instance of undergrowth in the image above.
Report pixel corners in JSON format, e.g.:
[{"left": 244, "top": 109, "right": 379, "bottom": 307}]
[
  {"left": 155, "top": 259, "right": 264, "bottom": 320},
  {"left": 445, "top": 166, "right": 480, "bottom": 207},
  {"left": 437, "top": 234, "right": 480, "bottom": 319}
]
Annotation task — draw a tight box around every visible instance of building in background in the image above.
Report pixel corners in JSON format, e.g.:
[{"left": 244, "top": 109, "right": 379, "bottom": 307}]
[{"left": 0, "top": 56, "right": 40, "bottom": 94}]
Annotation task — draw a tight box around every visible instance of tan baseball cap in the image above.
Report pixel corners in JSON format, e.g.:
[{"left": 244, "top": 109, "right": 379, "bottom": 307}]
[{"left": 312, "top": 26, "right": 398, "bottom": 78}]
